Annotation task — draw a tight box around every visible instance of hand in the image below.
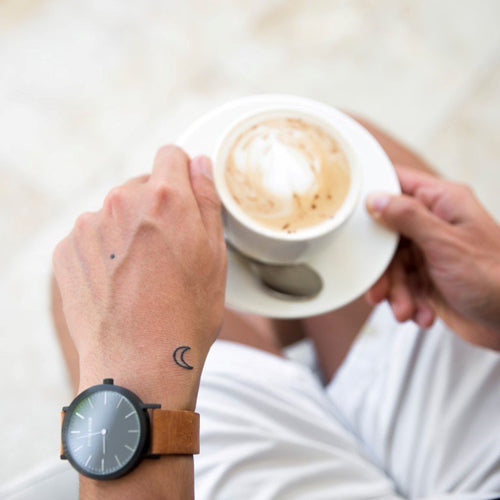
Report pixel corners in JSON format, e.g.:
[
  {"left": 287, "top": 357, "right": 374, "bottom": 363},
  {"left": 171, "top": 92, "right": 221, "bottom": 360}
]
[
  {"left": 52, "top": 146, "right": 227, "bottom": 409},
  {"left": 365, "top": 166, "right": 500, "bottom": 350}
]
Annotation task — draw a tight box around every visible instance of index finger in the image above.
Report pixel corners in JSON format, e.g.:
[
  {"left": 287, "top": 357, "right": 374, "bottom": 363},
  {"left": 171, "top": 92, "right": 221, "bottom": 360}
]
[
  {"left": 150, "top": 145, "right": 193, "bottom": 195},
  {"left": 396, "top": 165, "right": 445, "bottom": 197}
]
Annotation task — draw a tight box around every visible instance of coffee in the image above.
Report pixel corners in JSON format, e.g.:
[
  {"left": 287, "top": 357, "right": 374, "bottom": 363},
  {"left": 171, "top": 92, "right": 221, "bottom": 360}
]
[{"left": 223, "top": 116, "right": 351, "bottom": 233}]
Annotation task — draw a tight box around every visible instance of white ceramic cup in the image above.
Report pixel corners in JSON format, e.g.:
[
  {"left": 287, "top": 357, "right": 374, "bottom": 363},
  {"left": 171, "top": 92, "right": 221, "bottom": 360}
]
[{"left": 213, "top": 103, "right": 362, "bottom": 264}]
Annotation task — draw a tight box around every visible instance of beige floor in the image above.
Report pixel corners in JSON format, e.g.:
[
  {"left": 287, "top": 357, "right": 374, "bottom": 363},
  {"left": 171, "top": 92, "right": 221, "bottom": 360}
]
[{"left": 1, "top": 0, "right": 500, "bottom": 487}]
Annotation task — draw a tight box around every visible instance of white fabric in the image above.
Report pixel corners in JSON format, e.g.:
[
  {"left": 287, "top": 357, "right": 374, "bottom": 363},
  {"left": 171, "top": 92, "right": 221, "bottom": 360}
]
[
  {"left": 0, "top": 459, "right": 78, "bottom": 500},
  {"left": 195, "top": 304, "right": 500, "bottom": 500},
  {"left": 3, "top": 304, "right": 500, "bottom": 499}
]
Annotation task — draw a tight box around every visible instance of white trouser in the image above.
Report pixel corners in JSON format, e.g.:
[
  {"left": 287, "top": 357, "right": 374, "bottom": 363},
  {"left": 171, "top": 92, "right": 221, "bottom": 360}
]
[{"left": 195, "top": 304, "right": 500, "bottom": 500}]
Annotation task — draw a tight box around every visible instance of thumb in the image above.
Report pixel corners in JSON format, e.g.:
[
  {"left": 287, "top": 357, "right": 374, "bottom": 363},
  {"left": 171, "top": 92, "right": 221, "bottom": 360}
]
[
  {"left": 189, "top": 156, "right": 223, "bottom": 238},
  {"left": 366, "top": 192, "right": 444, "bottom": 247}
]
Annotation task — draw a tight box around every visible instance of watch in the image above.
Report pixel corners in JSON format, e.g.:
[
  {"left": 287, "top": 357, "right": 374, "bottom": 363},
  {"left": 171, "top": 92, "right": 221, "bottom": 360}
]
[{"left": 60, "top": 378, "right": 199, "bottom": 480}]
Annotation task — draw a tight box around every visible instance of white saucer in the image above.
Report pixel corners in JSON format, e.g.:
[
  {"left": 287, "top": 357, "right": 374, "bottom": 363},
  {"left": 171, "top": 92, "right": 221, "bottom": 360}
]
[{"left": 177, "top": 95, "right": 400, "bottom": 318}]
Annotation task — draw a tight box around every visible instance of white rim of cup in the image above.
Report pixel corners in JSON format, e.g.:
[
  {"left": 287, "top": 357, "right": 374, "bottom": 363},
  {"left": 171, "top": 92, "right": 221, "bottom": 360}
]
[{"left": 213, "top": 105, "right": 362, "bottom": 242}]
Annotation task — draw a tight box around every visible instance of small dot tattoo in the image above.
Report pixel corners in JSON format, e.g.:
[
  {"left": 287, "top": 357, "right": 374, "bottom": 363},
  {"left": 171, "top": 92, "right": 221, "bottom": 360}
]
[{"left": 110, "top": 254, "right": 115, "bottom": 260}]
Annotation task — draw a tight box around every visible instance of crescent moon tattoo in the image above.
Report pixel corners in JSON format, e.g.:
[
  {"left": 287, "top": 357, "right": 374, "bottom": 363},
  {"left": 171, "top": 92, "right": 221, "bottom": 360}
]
[{"left": 173, "top": 346, "right": 194, "bottom": 370}]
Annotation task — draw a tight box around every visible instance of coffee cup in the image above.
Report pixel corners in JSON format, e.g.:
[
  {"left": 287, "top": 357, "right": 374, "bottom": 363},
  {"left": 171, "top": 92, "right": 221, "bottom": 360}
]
[{"left": 213, "top": 102, "right": 361, "bottom": 264}]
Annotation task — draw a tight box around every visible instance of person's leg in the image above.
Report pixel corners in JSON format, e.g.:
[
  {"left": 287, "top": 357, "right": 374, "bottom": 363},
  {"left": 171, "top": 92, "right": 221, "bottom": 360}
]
[
  {"left": 220, "top": 310, "right": 305, "bottom": 354},
  {"left": 301, "top": 297, "right": 374, "bottom": 383},
  {"left": 350, "top": 114, "right": 436, "bottom": 175},
  {"left": 301, "top": 115, "right": 438, "bottom": 382},
  {"left": 218, "top": 309, "right": 284, "bottom": 356}
]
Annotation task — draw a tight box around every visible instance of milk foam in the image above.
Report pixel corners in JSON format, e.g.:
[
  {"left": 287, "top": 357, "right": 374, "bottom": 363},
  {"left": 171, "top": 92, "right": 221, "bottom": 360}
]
[
  {"left": 224, "top": 117, "right": 351, "bottom": 233},
  {"left": 232, "top": 127, "right": 317, "bottom": 198}
]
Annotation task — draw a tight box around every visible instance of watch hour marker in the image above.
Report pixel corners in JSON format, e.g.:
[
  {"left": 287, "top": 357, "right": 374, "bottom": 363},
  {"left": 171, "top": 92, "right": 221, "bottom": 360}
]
[
  {"left": 128, "top": 429, "right": 139, "bottom": 433},
  {"left": 125, "top": 411, "right": 135, "bottom": 419},
  {"left": 88, "top": 397, "right": 94, "bottom": 409},
  {"left": 70, "top": 430, "right": 80, "bottom": 434},
  {"left": 116, "top": 396, "right": 124, "bottom": 409},
  {"left": 125, "top": 445, "right": 134, "bottom": 452},
  {"left": 75, "top": 412, "right": 84, "bottom": 420},
  {"left": 115, "top": 454, "right": 121, "bottom": 467},
  {"left": 85, "top": 455, "right": 92, "bottom": 467},
  {"left": 101, "top": 458, "right": 104, "bottom": 472},
  {"left": 74, "top": 444, "right": 83, "bottom": 452},
  {"left": 104, "top": 392, "right": 107, "bottom": 405}
]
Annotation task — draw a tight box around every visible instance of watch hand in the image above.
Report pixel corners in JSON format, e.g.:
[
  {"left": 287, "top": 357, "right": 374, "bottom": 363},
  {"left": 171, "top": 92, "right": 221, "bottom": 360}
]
[{"left": 76, "top": 431, "right": 102, "bottom": 439}]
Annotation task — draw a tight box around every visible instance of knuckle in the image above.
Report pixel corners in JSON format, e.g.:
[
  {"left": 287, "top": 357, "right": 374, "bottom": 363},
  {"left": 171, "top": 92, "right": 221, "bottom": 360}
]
[
  {"left": 392, "top": 199, "right": 420, "bottom": 221},
  {"left": 452, "top": 182, "right": 473, "bottom": 199},
  {"left": 153, "top": 182, "right": 169, "bottom": 200},
  {"left": 104, "top": 186, "right": 125, "bottom": 208},
  {"left": 148, "top": 183, "right": 188, "bottom": 216},
  {"left": 74, "top": 211, "right": 93, "bottom": 231},
  {"left": 151, "top": 182, "right": 180, "bottom": 202}
]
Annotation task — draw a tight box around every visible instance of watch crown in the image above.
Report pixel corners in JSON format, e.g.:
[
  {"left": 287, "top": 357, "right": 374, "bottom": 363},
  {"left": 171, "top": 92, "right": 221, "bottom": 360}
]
[{"left": 103, "top": 378, "right": 114, "bottom": 385}]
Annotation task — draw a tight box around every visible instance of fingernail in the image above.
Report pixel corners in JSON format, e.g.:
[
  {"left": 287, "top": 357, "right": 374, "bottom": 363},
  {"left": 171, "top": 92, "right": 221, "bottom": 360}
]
[
  {"left": 195, "top": 156, "right": 213, "bottom": 180},
  {"left": 366, "top": 192, "right": 391, "bottom": 215}
]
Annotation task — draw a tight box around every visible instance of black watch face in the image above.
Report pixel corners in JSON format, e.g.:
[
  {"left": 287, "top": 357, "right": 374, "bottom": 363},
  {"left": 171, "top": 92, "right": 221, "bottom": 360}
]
[{"left": 62, "top": 384, "right": 148, "bottom": 480}]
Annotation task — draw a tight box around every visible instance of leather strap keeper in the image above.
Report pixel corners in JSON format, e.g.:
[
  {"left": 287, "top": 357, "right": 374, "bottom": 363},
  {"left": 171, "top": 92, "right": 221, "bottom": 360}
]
[{"left": 150, "top": 409, "right": 200, "bottom": 455}]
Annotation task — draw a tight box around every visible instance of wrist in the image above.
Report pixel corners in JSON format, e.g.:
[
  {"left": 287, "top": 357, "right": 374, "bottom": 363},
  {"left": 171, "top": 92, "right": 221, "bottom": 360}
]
[{"left": 78, "top": 352, "right": 206, "bottom": 411}]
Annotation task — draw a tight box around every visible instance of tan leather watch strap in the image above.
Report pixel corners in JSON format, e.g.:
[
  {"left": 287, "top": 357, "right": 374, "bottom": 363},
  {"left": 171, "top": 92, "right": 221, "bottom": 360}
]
[
  {"left": 60, "top": 408, "right": 199, "bottom": 456},
  {"left": 150, "top": 409, "right": 200, "bottom": 455},
  {"left": 60, "top": 410, "right": 65, "bottom": 457}
]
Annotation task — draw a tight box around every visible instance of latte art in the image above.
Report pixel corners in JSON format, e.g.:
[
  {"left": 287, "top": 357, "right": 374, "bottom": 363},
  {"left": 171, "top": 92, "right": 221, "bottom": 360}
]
[{"left": 224, "top": 117, "right": 351, "bottom": 232}]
